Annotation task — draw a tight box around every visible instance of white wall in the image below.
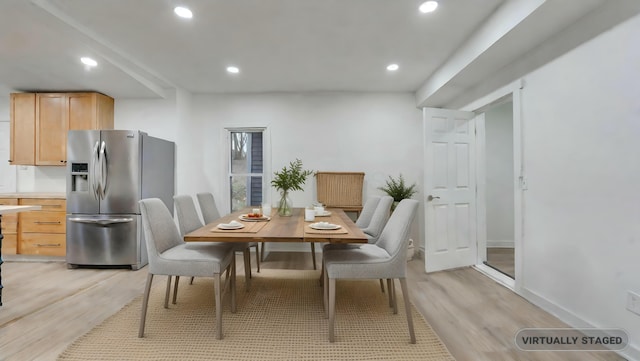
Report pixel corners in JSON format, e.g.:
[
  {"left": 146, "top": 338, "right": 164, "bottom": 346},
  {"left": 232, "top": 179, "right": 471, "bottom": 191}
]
[
  {"left": 117, "top": 92, "right": 423, "bottom": 252},
  {"left": 463, "top": 13, "right": 640, "bottom": 358},
  {"left": 0, "top": 97, "right": 8, "bottom": 120},
  {"left": 485, "top": 101, "right": 514, "bottom": 246},
  {"left": 0, "top": 98, "right": 16, "bottom": 192},
  {"left": 115, "top": 88, "right": 196, "bottom": 196}
]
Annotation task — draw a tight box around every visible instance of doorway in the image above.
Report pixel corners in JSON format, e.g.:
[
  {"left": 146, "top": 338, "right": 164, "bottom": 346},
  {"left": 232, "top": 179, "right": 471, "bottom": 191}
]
[
  {"left": 422, "top": 80, "right": 523, "bottom": 287},
  {"left": 481, "top": 100, "right": 515, "bottom": 278},
  {"left": 471, "top": 79, "right": 524, "bottom": 290},
  {"left": 0, "top": 121, "right": 17, "bottom": 193}
]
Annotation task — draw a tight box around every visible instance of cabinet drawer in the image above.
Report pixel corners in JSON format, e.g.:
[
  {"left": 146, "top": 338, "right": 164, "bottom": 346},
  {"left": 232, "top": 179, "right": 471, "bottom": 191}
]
[
  {"left": 1, "top": 234, "right": 18, "bottom": 255},
  {"left": 1, "top": 213, "right": 18, "bottom": 234},
  {"left": 0, "top": 198, "right": 19, "bottom": 233},
  {"left": 19, "top": 233, "right": 65, "bottom": 256},
  {"left": 20, "top": 212, "right": 66, "bottom": 233},
  {"left": 19, "top": 198, "right": 66, "bottom": 212}
]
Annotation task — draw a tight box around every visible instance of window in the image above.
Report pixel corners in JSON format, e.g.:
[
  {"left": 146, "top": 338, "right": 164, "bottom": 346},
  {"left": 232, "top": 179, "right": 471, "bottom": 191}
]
[{"left": 228, "top": 130, "right": 264, "bottom": 212}]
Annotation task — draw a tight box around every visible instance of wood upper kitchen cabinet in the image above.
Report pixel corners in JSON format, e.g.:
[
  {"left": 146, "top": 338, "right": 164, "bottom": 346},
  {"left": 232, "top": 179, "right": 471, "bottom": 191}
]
[
  {"left": 67, "top": 92, "right": 114, "bottom": 130},
  {"left": 36, "top": 93, "right": 68, "bottom": 165},
  {"left": 9, "top": 92, "right": 114, "bottom": 166},
  {"left": 9, "top": 93, "right": 36, "bottom": 165}
]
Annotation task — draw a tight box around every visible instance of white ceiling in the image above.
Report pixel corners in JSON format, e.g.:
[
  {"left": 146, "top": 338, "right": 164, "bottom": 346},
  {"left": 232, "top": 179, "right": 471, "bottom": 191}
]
[{"left": 0, "top": 0, "right": 638, "bottom": 103}]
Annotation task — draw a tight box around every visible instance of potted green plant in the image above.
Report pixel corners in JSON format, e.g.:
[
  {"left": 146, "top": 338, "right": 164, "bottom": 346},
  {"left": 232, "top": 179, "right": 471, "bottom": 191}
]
[
  {"left": 271, "top": 159, "right": 314, "bottom": 216},
  {"left": 378, "top": 174, "right": 418, "bottom": 211}
]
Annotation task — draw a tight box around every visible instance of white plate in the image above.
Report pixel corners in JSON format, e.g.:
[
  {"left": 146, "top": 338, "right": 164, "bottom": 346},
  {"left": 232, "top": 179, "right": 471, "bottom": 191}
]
[
  {"left": 217, "top": 223, "right": 245, "bottom": 230},
  {"left": 309, "top": 222, "right": 341, "bottom": 230},
  {"left": 239, "top": 214, "right": 270, "bottom": 222},
  {"left": 315, "top": 211, "right": 332, "bottom": 217}
]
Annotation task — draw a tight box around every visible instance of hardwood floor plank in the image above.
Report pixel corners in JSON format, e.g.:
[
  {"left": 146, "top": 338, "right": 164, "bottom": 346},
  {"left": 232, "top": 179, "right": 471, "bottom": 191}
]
[
  {"left": 0, "top": 252, "right": 626, "bottom": 361},
  {"left": 406, "top": 260, "right": 623, "bottom": 361}
]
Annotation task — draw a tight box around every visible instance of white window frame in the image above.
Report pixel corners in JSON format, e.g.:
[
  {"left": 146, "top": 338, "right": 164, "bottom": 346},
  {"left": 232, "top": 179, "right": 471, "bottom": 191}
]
[{"left": 224, "top": 127, "right": 270, "bottom": 212}]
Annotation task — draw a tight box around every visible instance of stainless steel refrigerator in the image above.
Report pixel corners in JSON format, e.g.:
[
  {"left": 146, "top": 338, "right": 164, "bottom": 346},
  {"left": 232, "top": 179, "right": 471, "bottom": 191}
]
[{"left": 66, "top": 130, "right": 175, "bottom": 270}]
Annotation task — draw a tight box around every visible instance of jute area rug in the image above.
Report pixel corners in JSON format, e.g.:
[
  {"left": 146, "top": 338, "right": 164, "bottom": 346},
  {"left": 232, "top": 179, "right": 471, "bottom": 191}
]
[{"left": 58, "top": 269, "right": 455, "bottom": 360}]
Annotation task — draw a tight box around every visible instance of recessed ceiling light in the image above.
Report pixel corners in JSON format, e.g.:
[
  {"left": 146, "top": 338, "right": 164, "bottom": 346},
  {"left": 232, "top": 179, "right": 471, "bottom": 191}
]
[
  {"left": 419, "top": 1, "right": 438, "bottom": 13},
  {"left": 80, "top": 57, "right": 98, "bottom": 67},
  {"left": 226, "top": 66, "right": 240, "bottom": 74},
  {"left": 174, "top": 6, "right": 193, "bottom": 19},
  {"left": 386, "top": 64, "right": 399, "bottom": 71}
]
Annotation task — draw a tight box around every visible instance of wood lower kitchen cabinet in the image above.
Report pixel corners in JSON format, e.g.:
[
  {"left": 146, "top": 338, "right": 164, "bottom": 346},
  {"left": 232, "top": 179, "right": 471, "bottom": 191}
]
[
  {"left": 0, "top": 197, "right": 66, "bottom": 257},
  {"left": 17, "top": 198, "right": 66, "bottom": 256},
  {"left": 0, "top": 198, "right": 19, "bottom": 255},
  {"left": 9, "top": 92, "right": 114, "bottom": 166}
]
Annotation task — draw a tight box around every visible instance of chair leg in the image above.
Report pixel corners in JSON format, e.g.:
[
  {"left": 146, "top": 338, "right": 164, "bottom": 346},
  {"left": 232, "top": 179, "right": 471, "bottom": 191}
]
[
  {"left": 310, "top": 242, "right": 317, "bottom": 270},
  {"left": 172, "top": 276, "right": 180, "bottom": 305},
  {"left": 322, "top": 263, "right": 328, "bottom": 317},
  {"left": 230, "top": 257, "right": 237, "bottom": 313},
  {"left": 328, "top": 278, "right": 336, "bottom": 342},
  {"left": 164, "top": 276, "right": 172, "bottom": 308},
  {"left": 243, "top": 249, "right": 251, "bottom": 291},
  {"left": 319, "top": 258, "right": 324, "bottom": 286},
  {"left": 388, "top": 279, "right": 398, "bottom": 314},
  {"left": 213, "top": 273, "right": 223, "bottom": 340},
  {"left": 138, "top": 273, "right": 154, "bottom": 338},
  {"left": 379, "top": 279, "right": 385, "bottom": 293},
  {"left": 399, "top": 278, "right": 416, "bottom": 344},
  {"left": 190, "top": 277, "right": 195, "bottom": 285},
  {"left": 260, "top": 242, "right": 266, "bottom": 261}
]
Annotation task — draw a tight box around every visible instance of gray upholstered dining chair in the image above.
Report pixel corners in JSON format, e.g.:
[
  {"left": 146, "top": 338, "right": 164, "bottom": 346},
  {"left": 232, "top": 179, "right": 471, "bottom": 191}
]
[
  {"left": 174, "top": 195, "right": 252, "bottom": 295},
  {"left": 138, "top": 198, "right": 236, "bottom": 340},
  {"left": 355, "top": 195, "right": 381, "bottom": 229},
  {"left": 361, "top": 196, "right": 393, "bottom": 243},
  {"left": 321, "top": 196, "right": 393, "bottom": 292},
  {"left": 322, "top": 198, "right": 419, "bottom": 343},
  {"left": 197, "top": 192, "right": 261, "bottom": 273}
]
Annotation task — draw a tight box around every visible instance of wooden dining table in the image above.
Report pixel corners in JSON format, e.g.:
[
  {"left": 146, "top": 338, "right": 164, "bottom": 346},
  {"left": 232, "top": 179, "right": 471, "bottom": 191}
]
[{"left": 184, "top": 207, "right": 367, "bottom": 245}]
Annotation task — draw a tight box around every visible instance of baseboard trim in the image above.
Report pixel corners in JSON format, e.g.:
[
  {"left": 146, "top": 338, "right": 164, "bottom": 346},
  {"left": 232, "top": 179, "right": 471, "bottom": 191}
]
[
  {"left": 518, "top": 287, "right": 639, "bottom": 361},
  {"left": 486, "top": 240, "right": 515, "bottom": 248}
]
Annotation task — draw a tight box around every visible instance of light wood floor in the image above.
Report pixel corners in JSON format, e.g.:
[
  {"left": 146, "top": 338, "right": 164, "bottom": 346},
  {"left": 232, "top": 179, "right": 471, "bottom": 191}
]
[
  {"left": 0, "top": 251, "right": 625, "bottom": 361},
  {"left": 486, "top": 247, "right": 515, "bottom": 278}
]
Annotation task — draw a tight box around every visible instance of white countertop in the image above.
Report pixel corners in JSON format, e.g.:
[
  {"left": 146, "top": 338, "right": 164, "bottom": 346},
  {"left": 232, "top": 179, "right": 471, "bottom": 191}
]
[{"left": 0, "top": 205, "right": 42, "bottom": 215}]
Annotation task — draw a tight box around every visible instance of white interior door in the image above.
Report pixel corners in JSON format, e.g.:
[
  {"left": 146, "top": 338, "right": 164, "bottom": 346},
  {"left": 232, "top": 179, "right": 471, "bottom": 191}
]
[
  {"left": 423, "top": 107, "right": 478, "bottom": 272},
  {"left": 0, "top": 121, "right": 17, "bottom": 193}
]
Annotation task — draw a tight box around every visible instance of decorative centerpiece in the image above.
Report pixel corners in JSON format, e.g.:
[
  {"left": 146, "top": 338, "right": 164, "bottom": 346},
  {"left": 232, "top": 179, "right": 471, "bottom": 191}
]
[
  {"left": 378, "top": 174, "right": 417, "bottom": 211},
  {"left": 271, "top": 159, "right": 313, "bottom": 216}
]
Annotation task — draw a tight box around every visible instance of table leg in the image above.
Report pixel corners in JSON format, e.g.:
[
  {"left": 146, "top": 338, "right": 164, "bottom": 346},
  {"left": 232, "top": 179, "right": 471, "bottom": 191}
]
[{"left": 0, "top": 215, "right": 4, "bottom": 306}]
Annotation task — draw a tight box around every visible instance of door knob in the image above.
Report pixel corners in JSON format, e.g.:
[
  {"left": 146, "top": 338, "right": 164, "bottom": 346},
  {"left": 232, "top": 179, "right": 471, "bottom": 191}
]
[{"left": 427, "top": 195, "right": 440, "bottom": 201}]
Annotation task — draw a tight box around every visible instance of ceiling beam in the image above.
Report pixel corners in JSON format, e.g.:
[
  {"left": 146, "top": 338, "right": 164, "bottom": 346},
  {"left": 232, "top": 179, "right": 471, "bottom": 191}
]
[
  {"left": 31, "top": 0, "right": 174, "bottom": 98},
  {"left": 414, "top": 0, "right": 546, "bottom": 107}
]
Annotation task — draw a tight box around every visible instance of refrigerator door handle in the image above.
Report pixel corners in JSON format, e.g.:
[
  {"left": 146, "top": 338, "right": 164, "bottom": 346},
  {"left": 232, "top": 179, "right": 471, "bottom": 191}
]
[
  {"left": 69, "top": 217, "right": 135, "bottom": 225},
  {"left": 99, "top": 140, "right": 108, "bottom": 199},
  {"left": 92, "top": 140, "right": 101, "bottom": 200}
]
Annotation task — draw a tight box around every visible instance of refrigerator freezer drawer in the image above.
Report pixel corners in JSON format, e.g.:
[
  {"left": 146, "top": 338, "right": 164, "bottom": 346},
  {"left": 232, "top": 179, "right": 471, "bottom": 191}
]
[{"left": 66, "top": 214, "right": 147, "bottom": 269}]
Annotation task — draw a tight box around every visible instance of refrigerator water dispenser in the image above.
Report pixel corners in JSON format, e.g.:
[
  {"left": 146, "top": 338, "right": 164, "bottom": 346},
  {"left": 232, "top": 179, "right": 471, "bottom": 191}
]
[{"left": 71, "top": 163, "right": 89, "bottom": 192}]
